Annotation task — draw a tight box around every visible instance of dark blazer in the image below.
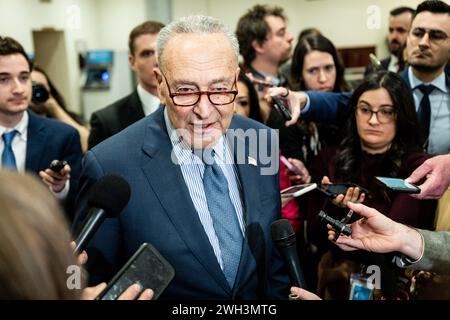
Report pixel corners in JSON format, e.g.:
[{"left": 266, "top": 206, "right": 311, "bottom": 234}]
[
  {"left": 26, "top": 110, "right": 83, "bottom": 218},
  {"left": 88, "top": 90, "right": 145, "bottom": 149},
  {"left": 399, "top": 66, "right": 450, "bottom": 89},
  {"left": 73, "top": 107, "right": 290, "bottom": 300}
]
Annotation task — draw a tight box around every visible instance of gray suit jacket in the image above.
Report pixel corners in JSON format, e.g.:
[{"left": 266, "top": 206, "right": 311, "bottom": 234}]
[{"left": 412, "top": 230, "right": 450, "bottom": 274}]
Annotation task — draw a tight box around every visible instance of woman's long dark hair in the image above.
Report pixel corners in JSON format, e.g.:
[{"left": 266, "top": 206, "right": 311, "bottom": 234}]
[
  {"left": 238, "top": 71, "right": 263, "bottom": 123},
  {"left": 32, "top": 65, "right": 68, "bottom": 110},
  {"left": 290, "top": 34, "right": 349, "bottom": 92},
  {"left": 334, "top": 71, "right": 422, "bottom": 182},
  {"left": 32, "top": 65, "right": 85, "bottom": 125}
]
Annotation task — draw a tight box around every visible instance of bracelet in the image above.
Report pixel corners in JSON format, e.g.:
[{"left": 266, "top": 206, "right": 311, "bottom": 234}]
[{"left": 281, "top": 88, "right": 290, "bottom": 97}]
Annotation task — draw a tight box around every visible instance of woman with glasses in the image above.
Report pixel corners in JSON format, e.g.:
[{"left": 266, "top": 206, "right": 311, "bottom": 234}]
[{"left": 305, "top": 71, "right": 437, "bottom": 300}]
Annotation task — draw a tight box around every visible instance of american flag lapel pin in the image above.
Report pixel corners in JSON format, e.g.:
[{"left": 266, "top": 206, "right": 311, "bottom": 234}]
[{"left": 248, "top": 156, "right": 257, "bottom": 166}]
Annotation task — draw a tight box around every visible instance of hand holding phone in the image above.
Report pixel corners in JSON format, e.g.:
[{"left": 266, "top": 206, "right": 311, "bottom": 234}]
[
  {"left": 280, "top": 155, "right": 303, "bottom": 177},
  {"left": 273, "top": 96, "right": 292, "bottom": 121},
  {"left": 375, "top": 177, "right": 420, "bottom": 193},
  {"left": 96, "top": 243, "right": 175, "bottom": 300},
  {"left": 49, "top": 160, "right": 68, "bottom": 172}
]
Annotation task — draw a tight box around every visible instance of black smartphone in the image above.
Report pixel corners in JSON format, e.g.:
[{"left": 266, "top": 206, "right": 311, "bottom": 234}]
[
  {"left": 375, "top": 177, "right": 420, "bottom": 194},
  {"left": 272, "top": 96, "right": 292, "bottom": 121},
  {"left": 316, "top": 183, "right": 369, "bottom": 198},
  {"left": 96, "top": 243, "right": 175, "bottom": 300},
  {"left": 49, "top": 160, "right": 68, "bottom": 172}
]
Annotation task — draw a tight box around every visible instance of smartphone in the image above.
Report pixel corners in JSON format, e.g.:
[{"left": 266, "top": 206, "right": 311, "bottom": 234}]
[
  {"left": 316, "top": 183, "right": 369, "bottom": 198},
  {"left": 281, "top": 183, "right": 317, "bottom": 198},
  {"left": 280, "top": 155, "right": 303, "bottom": 177},
  {"left": 49, "top": 160, "right": 68, "bottom": 172},
  {"left": 375, "top": 176, "right": 420, "bottom": 194},
  {"left": 272, "top": 96, "right": 292, "bottom": 121},
  {"left": 96, "top": 243, "right": 175, "bottom": 300}
]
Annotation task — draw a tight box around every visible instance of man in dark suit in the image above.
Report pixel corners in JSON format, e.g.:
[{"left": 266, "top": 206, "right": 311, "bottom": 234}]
[
  {"left": 365, "top": 6, "right": 415, "bottom": 76},
  {"left": 74, "top": 15, "right": 289, "bottom": 299},
  {"left": 88, "top": 21, "right": 164, "bottom": 149},
  {"left": 0, "top": 36, "right": 82, "bottom": 218}
]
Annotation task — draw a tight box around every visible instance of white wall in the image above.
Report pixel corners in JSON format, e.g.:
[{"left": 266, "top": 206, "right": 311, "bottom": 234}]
[
  {"left": 95, "top": 0, "right": 147, "bottom": 51},
  {"left": 172, "top": 0, "right": 425, "bottom": 58},
  {"left": 0, "top": 0, "right": 99, "bottom": 114}
]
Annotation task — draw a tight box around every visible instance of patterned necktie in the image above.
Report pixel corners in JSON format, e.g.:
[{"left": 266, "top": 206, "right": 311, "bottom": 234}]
[
  {"left": 202, "top": 156, "right": 243, "bottom": 288},
  {"left": 417, "top": 84, "right": 435, "bottom": 148},
  {"left": 2, "top": 130, "right": 18, "bottom": 170}
]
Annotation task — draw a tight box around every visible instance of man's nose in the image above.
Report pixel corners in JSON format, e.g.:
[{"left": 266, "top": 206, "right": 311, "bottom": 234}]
[{"left": 194, "top": 94, "right": 213, "bottom": 119}]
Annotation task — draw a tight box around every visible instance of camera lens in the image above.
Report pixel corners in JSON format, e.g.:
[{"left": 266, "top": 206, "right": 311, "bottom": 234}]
[{"left": 32, "top": 82, "right": 49, "bottom": 104}]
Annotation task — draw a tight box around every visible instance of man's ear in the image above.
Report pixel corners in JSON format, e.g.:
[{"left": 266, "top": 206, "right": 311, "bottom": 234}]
[
  {"left": 251, "top": 39, "right": 265, "bottom": 55},
  {"left": 129, "top": 54, "right": 136, "bottom": 71},
  {"left": 153, "top": 67, "right": 166, "bottom": 105}
]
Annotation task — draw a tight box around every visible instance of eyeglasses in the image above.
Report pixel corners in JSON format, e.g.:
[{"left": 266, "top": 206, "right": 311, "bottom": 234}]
[
  {"left": 355, "top": 105, "right": 397, "bottom": 124},
  {"left": 411, "top": 27, "right": 449, "bottom": 43},
  {"left": 162, "top": 73, "right": 238, "bottom": 107}
]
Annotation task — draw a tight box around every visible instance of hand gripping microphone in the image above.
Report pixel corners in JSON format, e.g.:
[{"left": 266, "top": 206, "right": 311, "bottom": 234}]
[
  {"left": 271, "top": 219, "right": 307, "bottom": 289},
  {"left": 74, "top": 174, "right": 131, "bottom": 254}
]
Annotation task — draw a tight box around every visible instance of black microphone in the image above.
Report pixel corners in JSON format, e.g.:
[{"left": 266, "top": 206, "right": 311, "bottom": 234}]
[
  {"left": 271, "top": 219, "right": 307, "bottom": 289},
  {"left": 318, "top": 211, "right": 352, "bottom": 238},
  {"left": 74, "top": 175, "right": 131, "bottom": 254}
]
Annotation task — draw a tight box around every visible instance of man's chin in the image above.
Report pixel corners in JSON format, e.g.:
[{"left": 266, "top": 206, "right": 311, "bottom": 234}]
[{"left": 410, "top": 61, "right": 443, "bottom": 73}]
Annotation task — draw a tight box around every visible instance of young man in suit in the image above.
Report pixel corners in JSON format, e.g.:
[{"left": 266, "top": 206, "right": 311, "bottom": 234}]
[
  {"left": 88, "top": 20, "right": 165, "bottom": 149},
  {"left": 364, "top": 6, "right": 415, "bottom": 75},
  {"left": 74, "top": 15, "right": 290, "bottom": 299},
  {"left": 0, "top": 36, "right": 82, "bottom": 218}
]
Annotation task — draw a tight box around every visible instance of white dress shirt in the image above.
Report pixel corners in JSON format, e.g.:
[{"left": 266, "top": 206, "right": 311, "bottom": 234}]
[{"left": 137, "top": 84, "right": 160, "bottom": 116}]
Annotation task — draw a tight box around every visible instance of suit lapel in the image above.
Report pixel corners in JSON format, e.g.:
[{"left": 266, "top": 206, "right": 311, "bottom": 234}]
[
  {"left": 25, "top": 111, "right": 47, "bottom": 173},
  {"left": 140, "top": 109, "right": 231, "bottom": 294}
]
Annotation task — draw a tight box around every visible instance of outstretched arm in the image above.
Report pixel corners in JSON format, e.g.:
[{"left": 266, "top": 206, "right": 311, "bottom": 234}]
[{"left": 329, "top": 202, "right": 423, "bottom": 261}]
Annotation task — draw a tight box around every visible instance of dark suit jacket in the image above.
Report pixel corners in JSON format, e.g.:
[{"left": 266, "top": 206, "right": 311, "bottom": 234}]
[
  {"left": 73, "top": 107, "right": 290, "bottom": 299},
  {"left": 26, "top": 110, "right": 83, "bottom": 219},
  {"left": 413, "top": 230, "right": 450, "bottom": 274},
  {"left": 88, "top": 90, "right": 145, "bottom": 149}
]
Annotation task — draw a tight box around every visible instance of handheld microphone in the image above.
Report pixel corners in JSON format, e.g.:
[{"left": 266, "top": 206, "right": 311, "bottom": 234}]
[
  {"left": 74, "top": 174, "right": 131, "bottom": 254},
  {"left": 318, "top": 210, "right": 352, "bottom": 239},
  {"left": 271, "top": 219, "right": 307, "bottom": 289}
]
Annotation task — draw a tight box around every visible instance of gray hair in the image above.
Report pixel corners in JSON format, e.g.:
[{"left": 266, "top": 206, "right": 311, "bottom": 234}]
[{"left": 157, "top": 15, "right": 239, "bottom": 71}]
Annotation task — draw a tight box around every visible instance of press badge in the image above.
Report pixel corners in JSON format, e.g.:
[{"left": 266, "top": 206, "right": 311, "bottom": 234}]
[{"left": 349, "top": 273, "right": 374, "bottom": 300}]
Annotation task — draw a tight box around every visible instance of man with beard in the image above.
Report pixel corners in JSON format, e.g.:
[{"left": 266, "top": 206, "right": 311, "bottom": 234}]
[
  {"left": 401, "top": 0, "right": 449, "bottom": 155},
  {"left": 365, "top": 7, "right": 415, "bottom": 76}
]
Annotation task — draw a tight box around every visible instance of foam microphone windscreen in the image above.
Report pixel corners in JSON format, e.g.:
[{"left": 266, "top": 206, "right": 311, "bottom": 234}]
[
  {"left": 271, "top": 219, "right": 296, "bottom": 246},
  {"left": 87, "top": 174, "right": 131, "bottom": 217}
]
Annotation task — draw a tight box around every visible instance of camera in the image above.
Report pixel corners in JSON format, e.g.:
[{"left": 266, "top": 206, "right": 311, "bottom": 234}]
[{"left": 32, "top": 82, "right": 49, "bottom": 104}]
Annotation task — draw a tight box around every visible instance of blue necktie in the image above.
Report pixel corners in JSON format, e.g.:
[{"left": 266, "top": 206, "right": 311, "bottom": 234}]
[
  {"left": 203, "top": 156, "right": 243, "bottom": 288},
  {"left": 417, "top": 84, "right": 435, "bottom": 148},
  {"left": 2, "top": 130, "right": 18, "bottom": 170}
]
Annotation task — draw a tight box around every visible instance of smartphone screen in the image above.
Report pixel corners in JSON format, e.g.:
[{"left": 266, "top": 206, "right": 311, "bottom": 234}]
[
  {"left": 96, "top": 243, "right": 175, "bottom": 300},
  {"left": 375, "top": 177, "right": 420, "bottom": 193}
]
